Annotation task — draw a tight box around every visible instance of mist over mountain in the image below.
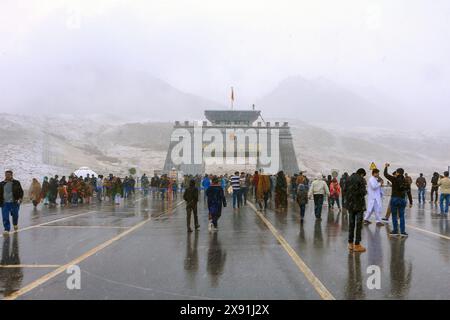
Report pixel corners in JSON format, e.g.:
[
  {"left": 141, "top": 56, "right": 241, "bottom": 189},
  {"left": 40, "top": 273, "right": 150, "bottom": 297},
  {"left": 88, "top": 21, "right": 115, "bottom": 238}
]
[
  {"left": 257, "top": 76, "right": 402, "bottom": 127},
  {"left": 2, "top": 66, "right": 224, "bottom": 121},
  {"left": 3, "top": 66, "right": 410, "bottom": 128}
]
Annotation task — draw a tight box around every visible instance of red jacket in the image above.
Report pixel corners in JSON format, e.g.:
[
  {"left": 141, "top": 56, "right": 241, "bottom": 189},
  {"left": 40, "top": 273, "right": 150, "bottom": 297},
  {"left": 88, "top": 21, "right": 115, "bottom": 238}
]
[{"left": 330, "top": 182, "right": 341, "bottom": 197}]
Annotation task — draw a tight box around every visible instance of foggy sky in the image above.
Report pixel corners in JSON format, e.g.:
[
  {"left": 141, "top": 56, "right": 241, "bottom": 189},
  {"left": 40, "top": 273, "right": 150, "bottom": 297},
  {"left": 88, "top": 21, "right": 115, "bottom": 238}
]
[{"left": 1, "top": 0, "right": 450, "bottom": 128}]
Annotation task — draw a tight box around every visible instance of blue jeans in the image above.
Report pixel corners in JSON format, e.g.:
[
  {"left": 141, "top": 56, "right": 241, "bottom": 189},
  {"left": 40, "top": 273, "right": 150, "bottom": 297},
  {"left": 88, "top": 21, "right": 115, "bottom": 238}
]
[
  {"left": 71, "top": 193, "right": 78, "bottom": 205},
  {"left": 1, "top": 202, "right": 20, "bottom": 231},
  {"left": 210, "top": 211, "right": 221, "bottom": 228},
  {"left": 330, "top": 196, "right": 341, "bottom": 209},
  {"left": 440, "top": 194, "right": 450, "bottom": 214},
  {"left": 391, "top": 197, "right": 407, "bottom": 233},
  {"left": 233, "top": 190, "right": 240, "bottom": 208},
  {"left": 299, "top": 204, "right": 306, "bottom": 218},
  {"left": 241, "top": 187, "right": 248, "bottom": 205},
  {"left": 313, "top": 194, "right": 324, "bottom": 218},
  {"left": 418, "top": 188, "right": 426, "bottom": 203}
]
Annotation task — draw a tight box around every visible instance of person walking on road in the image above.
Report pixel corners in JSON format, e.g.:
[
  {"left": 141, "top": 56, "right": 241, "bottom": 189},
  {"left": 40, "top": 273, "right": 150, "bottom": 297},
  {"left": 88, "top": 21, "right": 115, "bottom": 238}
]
[
  {"left": 438, "top": 171, "right": 450, "bottom": 215},
  {"left": 243, "top": 173, "right": 251, "bottom": 205},
  {"left": 384, "top": 164, "right": 409, "bottom": 237},
  {"left": 256, "top": 175, "right": 271, "bottom": 211},
  {"left": 29, "top": 178, "right": 42, "bottom": 208},
  {"left": 364, "top": 169, "right": 384, "bottom": 227},
  {"left": 431, "top": 172, "right": 440, "bottom": 204},
  {"left": 296, "top": 184, "right": 309, "bottom": 223},
  {"left": 290, "top": 174, "right": 298, "bottom": 201},
  {"left": 183, "top": 179, "right": 200, "bottom": 232},
  {"left": 416, "top": 173, "right": 427, "bottom": 205},
  {"left": 329, "top": 178, "right": 342, "bottom": 212},
  {"left": 308, "top": 174, "right": 330, "bottom": 220},
  {"left": 252, "top": 171, "right": 259, "bottom": 201},
  {"left": 41, "top": 176, "right": 49, "bottom": 205},
  {"left": 206, "top": 177, "right": 227, "bottom": 231},
  {"left": 275, "top": 171, "right": 288, "bottom": 209},
  {"left": 159, "top": 175, "right": 169, "bottom": 201},
  {"left": 405, "top": 173, "right": 413, "bottom": 207},
  {"left": 238, "top": 172, "right": 246, "bottom": 207},
  {"left": 346, "top": 168, "right": 367, "bottom": 253},
  {"left": 0, "top": 171, "right": 24, "bottom": 235},
  {"left": 230, "top": 172, "right": 241, "bottom": 209}
]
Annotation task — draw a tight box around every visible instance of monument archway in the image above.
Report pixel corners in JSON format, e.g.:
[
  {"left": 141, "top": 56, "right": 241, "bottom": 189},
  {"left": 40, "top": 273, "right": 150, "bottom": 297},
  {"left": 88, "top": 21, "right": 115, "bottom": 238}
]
[{"left": 163, "top": 109, "right": 299, "bottom": 175}]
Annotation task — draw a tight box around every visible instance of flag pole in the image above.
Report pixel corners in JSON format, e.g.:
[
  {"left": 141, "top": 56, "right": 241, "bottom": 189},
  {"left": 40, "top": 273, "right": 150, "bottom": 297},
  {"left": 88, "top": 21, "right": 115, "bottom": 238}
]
[{"left": 231, "top": 86, "right": 234, "bottom": 110}]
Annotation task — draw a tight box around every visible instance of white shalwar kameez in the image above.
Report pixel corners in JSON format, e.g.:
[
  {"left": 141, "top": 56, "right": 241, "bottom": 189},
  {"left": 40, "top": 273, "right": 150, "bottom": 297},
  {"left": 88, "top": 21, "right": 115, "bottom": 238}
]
[{"left": 364, "top": 176, "right": 383, "bottom": 223}]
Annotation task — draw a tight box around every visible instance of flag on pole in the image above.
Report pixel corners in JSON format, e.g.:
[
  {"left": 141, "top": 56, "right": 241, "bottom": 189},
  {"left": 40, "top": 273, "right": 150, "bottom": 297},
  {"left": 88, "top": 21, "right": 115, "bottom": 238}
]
[{"left": 231, "top": 87, "right": 234, "bottom": 109}]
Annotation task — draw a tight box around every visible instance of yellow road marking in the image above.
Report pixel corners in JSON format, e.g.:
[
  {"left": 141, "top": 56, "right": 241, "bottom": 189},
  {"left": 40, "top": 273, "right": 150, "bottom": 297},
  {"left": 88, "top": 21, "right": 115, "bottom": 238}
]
[
  {"left": 407, "top": 224, "right": 450, "bottom": 240},
  {"left": 4, "top": 201, "right": 184, "bottom": 300},
  {"left": 0, "top": 265, "right": 60, "bottom": 268},
  {"left": 248, "top": 201, "right": 335, "bottom": 300}
]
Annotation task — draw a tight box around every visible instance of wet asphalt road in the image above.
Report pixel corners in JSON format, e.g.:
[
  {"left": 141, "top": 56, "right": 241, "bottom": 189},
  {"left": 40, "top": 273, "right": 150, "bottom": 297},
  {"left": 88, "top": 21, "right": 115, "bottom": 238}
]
[{"left": 0, "top": 193, "right": 449, "bottom": 300}]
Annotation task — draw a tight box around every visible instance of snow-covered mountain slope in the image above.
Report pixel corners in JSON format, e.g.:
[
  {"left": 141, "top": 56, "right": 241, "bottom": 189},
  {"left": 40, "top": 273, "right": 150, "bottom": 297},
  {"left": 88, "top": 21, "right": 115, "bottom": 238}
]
[{"left": 1, "top": 113, "right": 448, "bottom": 188}]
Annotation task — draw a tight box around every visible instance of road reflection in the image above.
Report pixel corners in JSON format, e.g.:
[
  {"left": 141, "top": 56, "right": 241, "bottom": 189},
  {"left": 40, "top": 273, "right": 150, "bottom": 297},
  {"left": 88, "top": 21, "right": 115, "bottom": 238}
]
[
  {"left": 206, "top": 233, "right": 227, "bottom": 288},
  {"left": 313, "top": 220, "right": 323, "bottom": 248},
  {"left": 389, "top": 237, "right": 412, "bottom": 298},
  {"left": 184, "top": 232, "right": 199, "bottom": 286},
  {"left": 0, "top": 234, "right": 23, "bottom": 297},
  {"left": 345, "top": 253, "right": 366, "bottom": 300}
]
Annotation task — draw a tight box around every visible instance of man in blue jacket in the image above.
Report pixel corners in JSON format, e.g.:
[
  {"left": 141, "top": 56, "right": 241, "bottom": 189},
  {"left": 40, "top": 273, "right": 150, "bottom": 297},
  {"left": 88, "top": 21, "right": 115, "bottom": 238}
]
[{"left": 0, "top": 171, "right": 24, "bottom": 235}]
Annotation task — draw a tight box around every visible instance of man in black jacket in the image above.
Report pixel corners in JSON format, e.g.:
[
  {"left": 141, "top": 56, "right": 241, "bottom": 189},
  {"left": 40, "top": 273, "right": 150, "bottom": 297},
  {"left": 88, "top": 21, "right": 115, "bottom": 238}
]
[
  {"left": 0, "top": 171, "right": 24, "bottom": 235},
  {"left": 431, "top": 172, "right": 440, "bottom": 203},
  {"left": 384, "top": 163, "right": 408, "bottom": 237},
  {"left": 183, "top": 179, "right": 200, "bottom": 232},
  {"left": 346, "top": 168, "right": 367, "bottom": 253}
]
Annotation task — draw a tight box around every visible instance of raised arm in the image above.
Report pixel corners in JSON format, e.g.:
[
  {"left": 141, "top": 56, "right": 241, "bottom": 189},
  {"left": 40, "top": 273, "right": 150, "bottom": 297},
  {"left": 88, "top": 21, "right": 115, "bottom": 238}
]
[{"left": 384, "top": 166, "right": 394, "bottom": 183}]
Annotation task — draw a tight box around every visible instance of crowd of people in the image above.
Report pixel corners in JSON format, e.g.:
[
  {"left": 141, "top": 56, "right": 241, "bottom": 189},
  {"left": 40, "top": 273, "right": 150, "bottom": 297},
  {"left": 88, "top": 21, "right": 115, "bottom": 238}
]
[
  {"left": 181, "top": 166, "right": 450, "bottom": 255},
  {"left": 1, "top": 166, "right": 449, "bottom": 250}
]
